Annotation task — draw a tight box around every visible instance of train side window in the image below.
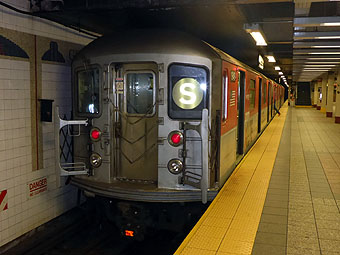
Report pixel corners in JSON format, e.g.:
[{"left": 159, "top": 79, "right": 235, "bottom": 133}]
[
  {"left": 77, "top": 68, "right": 100, "bottom": 115},
  {"left": 222, "top": 72, "right": 228, "bottom": 121},
  {"left": 168, "top": 64, "right": 209, "bottom": 120},
  {"left": 249, "top": 79, "right": 256, "bottom": 110},
  {"left": 125, "top": 72, "right": 155, "bottom": 115}
]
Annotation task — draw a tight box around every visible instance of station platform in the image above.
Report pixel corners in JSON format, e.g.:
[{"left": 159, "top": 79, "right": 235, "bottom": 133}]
[{"left": 175, "top": 103, "right": 340, "bottom": 255}]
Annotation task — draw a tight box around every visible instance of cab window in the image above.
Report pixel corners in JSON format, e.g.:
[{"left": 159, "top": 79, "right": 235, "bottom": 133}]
[
  {"left": 77, "top": 68, "right": 100, "bottom": 115},
  {"left": 126, "top": 72, "right": 155, "bottom": 115}
]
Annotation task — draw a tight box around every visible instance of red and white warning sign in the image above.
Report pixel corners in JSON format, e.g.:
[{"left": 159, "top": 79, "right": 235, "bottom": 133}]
[
  {"left": 0, "top": 189, "right": 8, "bottom": 211},
  {"left": 28, "top": 177, "right": 48, "bottom": 198}
]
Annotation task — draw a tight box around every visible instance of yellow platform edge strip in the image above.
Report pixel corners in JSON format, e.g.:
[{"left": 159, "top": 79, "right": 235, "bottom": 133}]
[{"left": 174, "top": 102, "right": 288, "bottom": 255}]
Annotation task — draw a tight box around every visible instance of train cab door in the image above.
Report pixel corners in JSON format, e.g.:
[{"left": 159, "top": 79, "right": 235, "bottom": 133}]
[
  {"left": 237, "top": 70, "right": 245, "bottom": 155},
  {"left": 267, "top": 81, "right": 270, "bottom": 122},
  {"left": 258, "top": 78, "right": 262, "bottom": 133},
  {"left": 113, "top": 63, "right": 158, "bottom": 182}
]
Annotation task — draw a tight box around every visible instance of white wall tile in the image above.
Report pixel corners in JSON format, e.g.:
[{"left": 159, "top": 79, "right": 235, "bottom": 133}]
[{"left": 0, "top": 60, "right": 79, "bottom": 246}]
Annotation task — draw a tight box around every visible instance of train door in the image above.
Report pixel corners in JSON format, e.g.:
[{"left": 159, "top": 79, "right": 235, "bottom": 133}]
[
  {"left": 114, "top": 63, "right": 158, "bottom": 181},
  {"left": 267, "top": 82, "right": 270, "bottom": 122},
  {"left": 237, "top": 71, "right": 245, "bottom": 155},
  {"left": 270, "top": 83, "right": 273, "bottom": 118},
  {"left": 273, "top": 85, "right": 277, "bottom": 115},
  {"left": 258, "top": 78, "right": 262, "bottom": 133}
]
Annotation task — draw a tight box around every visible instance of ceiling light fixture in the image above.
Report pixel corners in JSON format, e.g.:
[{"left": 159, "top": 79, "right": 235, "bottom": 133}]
[
  {"left": 244, "top": 23, "right": 267, "bottom": 46},
  {"left": 278, "top": 71, "right": 283, "bottom": 75},
  {"left": 302, "top": 69, "right": 332, "bottom": 71},
  {"left": 305, "top": 62, "right": 340, "bottom": 64},
  {"left": 320, "top": 22, "right": 340, "bottom": 26},
  {"left": 303, "top": 69, "right": 329, "bottom": 72},
  {"left": 312, "top": 45, "right": 340, "bottom": 48},
  {"left": 303, "top": 65, "right": 336, "bottom": 67},
  {"left": 315, "top": 36, "right": 340, "bottom": 39},
  {"left": 309, "top": 52, "right": 340, "bottom": 54},
  {"left": 266, "top": 55, "right": 276, "bottom": 62},
  {"left": 306, "top": 58, "right": 340, "bottom": 60},
  {"left": 275, "top": 66, "right": 281, "bottom": 70},
  {"left": 250, "top": 32, "right": 267, "bottom": 46}
]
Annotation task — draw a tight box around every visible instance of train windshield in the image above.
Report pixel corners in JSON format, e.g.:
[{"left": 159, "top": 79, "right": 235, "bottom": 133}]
[
  {"left": 168, "top": 64, "right": 209, "bottom": 119},
  {"left": 77, "top": 68, "right": 100, "bottom": 115},
  {"left": 126, "top": 72, "right": 155, "bottom": 115}
]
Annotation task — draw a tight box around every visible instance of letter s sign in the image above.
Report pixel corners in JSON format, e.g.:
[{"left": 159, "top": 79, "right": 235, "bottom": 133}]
[{"left": 172, "top": 78, "right": 204, "bottom": 110}]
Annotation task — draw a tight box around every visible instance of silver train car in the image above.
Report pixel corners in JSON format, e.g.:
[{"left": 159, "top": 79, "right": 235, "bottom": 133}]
[{"left": 55, "top": 29, "right": 284, "bottom": 236}]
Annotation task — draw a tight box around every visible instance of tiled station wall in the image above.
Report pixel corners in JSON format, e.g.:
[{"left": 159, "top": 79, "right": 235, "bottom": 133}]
[{"left": 0, "top": 1, "right": 94, "bottom": 247}]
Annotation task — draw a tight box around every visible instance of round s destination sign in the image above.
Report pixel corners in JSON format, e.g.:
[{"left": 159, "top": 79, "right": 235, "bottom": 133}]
[{"left": 172, "top": 78, "right": 205, "bottom": 110}]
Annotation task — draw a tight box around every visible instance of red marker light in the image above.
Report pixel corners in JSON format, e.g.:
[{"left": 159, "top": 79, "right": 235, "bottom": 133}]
[
  {"left": 125, "top": 230, "right": 134, "bottom": 237},
  {"left": 171, "top": 133, "right": 181, "bottom": 144},
  {"left": 168, "top": 131, "right": 183, "bottom": 147},
  {"left": 91, "top": 130, "right": 100, "bottom": 140},
  {"left": 90, "top": 128, "right": 101, "bottom": 141}
]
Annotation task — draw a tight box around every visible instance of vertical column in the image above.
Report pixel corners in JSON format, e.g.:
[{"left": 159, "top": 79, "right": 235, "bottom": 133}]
[
  {"left": 313, "top": 81, "right": 318, "bottom": 107},
  {"left": 320, "top": 73, "right": 328, "bottom": 112},
  {"left": 326, "top": 72, "right": 335, "bottom": 117},
  {"left": 335, "top": 71, "right": 340, "bottom": 123},
  {"left": 316, "top": 79, "right": 322, "bottom": 110}
]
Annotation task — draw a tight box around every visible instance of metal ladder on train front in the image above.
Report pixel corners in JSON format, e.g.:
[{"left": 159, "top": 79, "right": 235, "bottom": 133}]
[
  {"left": 54, "top": 107, "right": 89, "bottom": 187},
  {"left": 181, "top": 109, "right": 209, "bottom": 204}
]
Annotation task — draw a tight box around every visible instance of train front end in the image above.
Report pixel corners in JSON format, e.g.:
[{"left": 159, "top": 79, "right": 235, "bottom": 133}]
[{"left": 55, "top": 32, "right": 220, "bottom": 213}]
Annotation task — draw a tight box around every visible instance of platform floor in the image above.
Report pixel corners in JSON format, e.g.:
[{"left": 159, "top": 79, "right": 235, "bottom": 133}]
[{"left": 175, "top": 103, "right": 340, "bottom": 255}]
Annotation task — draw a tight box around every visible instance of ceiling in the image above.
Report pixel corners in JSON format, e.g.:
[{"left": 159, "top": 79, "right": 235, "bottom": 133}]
[
  {"left": 24, "top": 0, "right": 340, "bottom": 85},
  {"left": 294, "top": 1, "right": 340, "bottom": 82}
]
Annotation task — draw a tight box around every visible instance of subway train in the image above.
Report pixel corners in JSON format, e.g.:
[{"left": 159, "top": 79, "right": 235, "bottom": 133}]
[{"left": 55, "top": 29, "right": 284, "bottom": 238}]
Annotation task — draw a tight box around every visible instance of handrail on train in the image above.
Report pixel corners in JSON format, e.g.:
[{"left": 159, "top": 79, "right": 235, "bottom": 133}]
[
  {"left": 200, "top": 109, "right": 209, "bottom": 204},
  {"left": 54, "top": 107, "right": 89, "bottom": 187}
]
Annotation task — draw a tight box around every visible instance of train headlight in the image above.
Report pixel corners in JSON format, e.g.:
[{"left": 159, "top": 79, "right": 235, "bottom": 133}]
[
  {"left": 90, "top": 153, "right": 102, "bottom": 168},
  {"left": 168, "top": 131, "right": 183, "bottom": 147},
  {"left": 167, "top": 159, "right": 183, "bottom": 175},
  {"left": 90, "top": 127, "right": 101, "bottom": 141}
]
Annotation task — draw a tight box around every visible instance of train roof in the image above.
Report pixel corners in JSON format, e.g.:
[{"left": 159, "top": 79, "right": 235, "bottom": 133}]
[
  {"left": 75, "top": 29, "right": 281, "bottom": 86},
  {"left": 74, "top": 29, "right": 219, "bottom": 61}
]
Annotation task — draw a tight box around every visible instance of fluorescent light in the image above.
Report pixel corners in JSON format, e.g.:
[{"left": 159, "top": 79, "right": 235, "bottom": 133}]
[
  {"left": 305, "top": 62, "right": 340, "bottom": 64},
  {"left": 266, "top": 56, "right": 276, "bottom": 62},
  {"left": 307, "top": 58, "right": 340, "bottom": 60},
  {"left": 303, "top": 69, "right": 332, "bottom": 71},
  {"left": 309, "top": 52, "right": 340, "bottom": 54},
  {"left": 250, "top": 32, "right": 267, "bottom": 46},
  {"left": 315, "top": 36, "right": 340, "bottom": 39},
  {"left": 304, "top": 65, "right": 336, "bottom": 67},
  {"left": 278, "top": 71, "right": 283, "bottom": 75},
  {"left": 303, "top": 69, "right": 329, "bottom": 72},
  {"left": 320, "top": 22, "right": 340, "bottom": 26},
  {"left": 275, "top": 66, "right": 281, "bottom": 70},
  {"left": 303, "top": 67, "right": 332, "bottom": 69},
  {"left": 312, "top": 45, "right": 340, "bottom": 48}
]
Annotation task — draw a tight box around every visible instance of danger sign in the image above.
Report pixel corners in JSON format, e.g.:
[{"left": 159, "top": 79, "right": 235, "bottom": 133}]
[
  {"left": 28, "top": 177, "right": 47, "bottom": 198},
  {"left": 0, "top": 190, "right": 8, "bottom": 211}
]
